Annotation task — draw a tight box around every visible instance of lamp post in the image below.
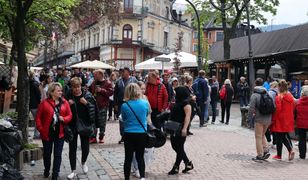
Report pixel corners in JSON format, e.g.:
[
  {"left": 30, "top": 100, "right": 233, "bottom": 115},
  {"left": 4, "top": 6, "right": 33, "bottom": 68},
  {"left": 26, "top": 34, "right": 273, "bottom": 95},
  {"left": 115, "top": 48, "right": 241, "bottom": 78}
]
[
  {"left": 245, "top": 0, "right": 255, "bottom": 90},
  {"left": 170, "top": 0, "right": 202, "bottom": 71}
]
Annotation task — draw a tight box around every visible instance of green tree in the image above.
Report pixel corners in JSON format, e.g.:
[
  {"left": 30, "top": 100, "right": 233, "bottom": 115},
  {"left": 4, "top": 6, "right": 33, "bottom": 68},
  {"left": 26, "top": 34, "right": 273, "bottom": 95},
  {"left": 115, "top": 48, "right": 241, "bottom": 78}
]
[
  {"left": 189, "top": 0, "right": 279, "bottom": 60},
  {"left": 0, "top": 0, "right": 78, "bottom": 143},
  {"left": 0, "top": 0, "right": 120, "bottom": 143}
]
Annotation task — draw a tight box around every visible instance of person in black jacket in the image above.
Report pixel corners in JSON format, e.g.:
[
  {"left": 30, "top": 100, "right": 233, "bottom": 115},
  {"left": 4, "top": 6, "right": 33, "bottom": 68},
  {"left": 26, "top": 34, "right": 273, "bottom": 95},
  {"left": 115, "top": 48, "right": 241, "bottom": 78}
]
[
  {"left": 237, "top": 77, "right": 250, "bottom": 107},
  {"left": 209, "top": 76, "right": 219, "bottom": 124},
  {"left": 29, "top": 71, "right": 42, "bottom": 139},
  {"left": 220, "top": 79, "right": 234, "bottom": 125},
  {"left": 66, "top": 77, "right": 97, "bottom": 179},
  {"left": 168, "top": 86, "right": 194, "bottom": 175}
]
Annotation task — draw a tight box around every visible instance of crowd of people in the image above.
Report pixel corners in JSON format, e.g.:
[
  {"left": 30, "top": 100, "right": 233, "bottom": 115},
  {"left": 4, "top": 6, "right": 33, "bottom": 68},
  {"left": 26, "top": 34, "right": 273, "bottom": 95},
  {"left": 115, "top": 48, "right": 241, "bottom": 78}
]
[{"left": 29, "top": 66, "right": 308, "bottom": 179}]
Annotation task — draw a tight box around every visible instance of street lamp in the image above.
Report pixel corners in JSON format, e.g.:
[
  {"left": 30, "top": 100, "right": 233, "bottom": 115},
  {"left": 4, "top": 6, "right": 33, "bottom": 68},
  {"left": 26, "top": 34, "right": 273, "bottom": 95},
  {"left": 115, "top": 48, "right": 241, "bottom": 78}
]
[
  {"left": 170, "top": 0, "right": 202, "bottom": 71},
  {"left": 245, "top": 0, "right": 255, "bottom": 90}
]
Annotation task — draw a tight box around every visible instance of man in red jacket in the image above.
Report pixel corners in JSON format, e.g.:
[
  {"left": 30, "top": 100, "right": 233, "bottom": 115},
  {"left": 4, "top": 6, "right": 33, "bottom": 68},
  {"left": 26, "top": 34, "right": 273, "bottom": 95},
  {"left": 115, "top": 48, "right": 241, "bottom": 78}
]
[
  {"left": 145, "top": 71, "right": 168, "bottom": 129},
  {"left": 89, "top": 69, "right": 113, "bottom": 143}
]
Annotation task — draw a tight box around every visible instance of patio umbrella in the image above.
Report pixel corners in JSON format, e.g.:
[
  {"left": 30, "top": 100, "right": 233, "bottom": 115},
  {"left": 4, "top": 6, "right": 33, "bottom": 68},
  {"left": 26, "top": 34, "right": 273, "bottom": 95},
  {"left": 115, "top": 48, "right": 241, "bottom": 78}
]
[
  {"left": 135, "top": 52, "right": 198, "bottom": 70},
  {"left": 70, "top": 60, "right": 115, "bottom": 69}
]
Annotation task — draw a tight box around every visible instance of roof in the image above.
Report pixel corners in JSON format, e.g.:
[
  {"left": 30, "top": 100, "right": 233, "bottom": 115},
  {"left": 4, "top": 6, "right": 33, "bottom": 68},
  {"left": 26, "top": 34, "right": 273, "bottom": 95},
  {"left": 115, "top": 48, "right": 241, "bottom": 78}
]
[{"left": 209, "top": 23, "right": 308, "bottom": 62}]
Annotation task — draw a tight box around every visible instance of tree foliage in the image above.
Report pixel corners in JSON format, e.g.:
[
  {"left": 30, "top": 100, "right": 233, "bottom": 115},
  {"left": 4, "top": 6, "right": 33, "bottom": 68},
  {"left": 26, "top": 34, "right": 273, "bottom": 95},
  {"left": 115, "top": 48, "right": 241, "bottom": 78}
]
[{"left": 187, "top": 0, "right": 279, "bottom": 60}]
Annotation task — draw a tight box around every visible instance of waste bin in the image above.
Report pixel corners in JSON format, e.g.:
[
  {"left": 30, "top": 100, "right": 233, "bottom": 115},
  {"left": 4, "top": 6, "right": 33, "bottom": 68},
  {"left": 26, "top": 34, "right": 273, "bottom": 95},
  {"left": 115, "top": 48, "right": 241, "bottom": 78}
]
[{"left": 240, "top": 106, "right": 249, "bottom": 127}]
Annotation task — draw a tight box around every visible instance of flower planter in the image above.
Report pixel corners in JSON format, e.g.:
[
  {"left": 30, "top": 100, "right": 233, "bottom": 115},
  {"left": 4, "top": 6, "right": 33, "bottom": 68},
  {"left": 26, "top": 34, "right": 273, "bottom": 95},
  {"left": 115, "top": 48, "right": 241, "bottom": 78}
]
[{"left": 15, "top": 147, "right": 43, "bottom": 170}]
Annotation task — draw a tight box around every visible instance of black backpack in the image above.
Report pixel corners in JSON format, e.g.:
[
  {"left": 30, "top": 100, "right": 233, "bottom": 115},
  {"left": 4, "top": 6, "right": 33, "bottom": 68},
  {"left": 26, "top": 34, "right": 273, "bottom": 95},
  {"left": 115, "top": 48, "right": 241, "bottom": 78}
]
[{"left": 255, "top": 90, "right": 276, "bottom": 114}]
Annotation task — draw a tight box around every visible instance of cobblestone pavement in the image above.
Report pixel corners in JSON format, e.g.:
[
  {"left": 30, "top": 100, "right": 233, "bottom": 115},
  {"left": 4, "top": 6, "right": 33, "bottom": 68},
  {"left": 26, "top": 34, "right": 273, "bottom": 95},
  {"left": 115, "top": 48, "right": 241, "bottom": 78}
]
[{"left": 22, "top": 104, "right": 308, "bottom": 179}]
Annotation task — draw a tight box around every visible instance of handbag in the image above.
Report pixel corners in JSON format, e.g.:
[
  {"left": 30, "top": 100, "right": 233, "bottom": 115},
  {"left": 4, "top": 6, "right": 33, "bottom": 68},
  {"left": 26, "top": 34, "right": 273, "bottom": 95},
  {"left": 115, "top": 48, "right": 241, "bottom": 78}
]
[
  {"left": 164, "top": 120, "right": 182, "bottom": 136},
  {"left": 47, "top": 99, "right": 73, "bottom": 142},
  {"left": 73, "top": 98, "right": 94, "bottom": 137},
  {"left": 125, "top": 102, "right": 156, "bottom": 148}
]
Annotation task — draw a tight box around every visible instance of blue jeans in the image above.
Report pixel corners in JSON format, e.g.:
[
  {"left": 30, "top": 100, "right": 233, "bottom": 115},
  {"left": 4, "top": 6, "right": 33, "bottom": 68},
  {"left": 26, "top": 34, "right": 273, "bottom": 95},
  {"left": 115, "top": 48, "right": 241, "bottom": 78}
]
[
  {"left": 42, "top": 138, "right": 64, "bottom": 178},
  {"left": 204, "top": 101, "right": 209, "bottom": 123},
  {"left": 197, "top": 101, "right": 205, "bottom": 125},
  {"left": 239, "top": 96, "right": 248, "bottom": 107}
]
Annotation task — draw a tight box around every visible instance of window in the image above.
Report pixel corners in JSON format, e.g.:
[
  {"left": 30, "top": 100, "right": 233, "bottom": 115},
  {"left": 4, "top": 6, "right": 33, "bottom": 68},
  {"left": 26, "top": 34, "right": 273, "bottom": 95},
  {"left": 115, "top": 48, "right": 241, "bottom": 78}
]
[
  {"left": 102, "top": 29, "right": 105, "bottom": 43},
  {"left": 216, "top": 31, "right": 224, "bottom": 41},
  {"left": 208, "top": 32, "right": 212, "bottom": 39},
  {"left": 93, "top": 33, "right": 100, "bottom": 46},
  {"left": 123, "top": 24, "right": 133, "bottom": 42},
  {"left": 81, "top": 39, "right": 86, "bottom": 50},
  {"left": 193, "top": 31, "right": 198, "bottom": 39},
  {"left": 163, "top": 32, "right": 168, "bottom": 47},
  {"left": 124, "top": 0, "right": 133, "bottom": 12},
  {"left": 193, "top": 44, "right": 198, "bottom": 52}
]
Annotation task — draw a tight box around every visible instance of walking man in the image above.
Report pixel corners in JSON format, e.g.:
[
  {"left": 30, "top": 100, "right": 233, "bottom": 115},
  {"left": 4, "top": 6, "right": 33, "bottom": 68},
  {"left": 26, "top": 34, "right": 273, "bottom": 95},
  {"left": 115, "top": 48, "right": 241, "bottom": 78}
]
[
  {"left": 192, "top": 70, "right": 209, "bottom": 127},
  {"left": 89, "top": 69, "right": 113, "bottom": 143}
]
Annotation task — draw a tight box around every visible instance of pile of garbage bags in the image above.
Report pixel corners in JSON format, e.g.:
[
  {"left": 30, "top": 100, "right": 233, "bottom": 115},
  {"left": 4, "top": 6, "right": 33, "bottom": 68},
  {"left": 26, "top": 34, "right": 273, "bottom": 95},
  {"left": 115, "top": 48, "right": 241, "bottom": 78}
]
[{"left": 0, "top": 118, "right": 23, "bottom": 180}]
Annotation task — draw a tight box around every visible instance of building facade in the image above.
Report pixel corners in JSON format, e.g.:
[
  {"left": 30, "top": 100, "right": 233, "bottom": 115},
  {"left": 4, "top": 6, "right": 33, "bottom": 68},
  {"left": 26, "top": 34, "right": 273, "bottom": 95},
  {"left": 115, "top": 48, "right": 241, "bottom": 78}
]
[{"left": 69, "top": 0, "right": 193, "bottom": 69}]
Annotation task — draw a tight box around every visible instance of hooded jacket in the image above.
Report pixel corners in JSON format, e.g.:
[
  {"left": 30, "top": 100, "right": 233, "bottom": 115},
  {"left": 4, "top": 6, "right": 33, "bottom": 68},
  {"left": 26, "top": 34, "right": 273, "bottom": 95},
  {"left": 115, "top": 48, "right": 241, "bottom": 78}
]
[
  {"left": 296, "top": 96, "right": 308, "bottom": 129},
  {"left": 145, "top": 79, "right": 168, "bottom": 112},
  {"left": 248, "top": 86, "right": 272, "bottom": 125},
  {"left": 271, "top": 92, "right": 295, "bottom": 132},
  {"left": 36, "top": 98, "right": 72, "bottom": 141}
]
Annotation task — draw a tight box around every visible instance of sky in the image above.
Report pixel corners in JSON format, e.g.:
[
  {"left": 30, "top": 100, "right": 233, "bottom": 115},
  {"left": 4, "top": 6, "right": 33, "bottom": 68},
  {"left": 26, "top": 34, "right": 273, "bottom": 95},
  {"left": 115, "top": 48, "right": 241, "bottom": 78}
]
[{"left": 176, "top": 0, "right": 308, "bottom": 25}]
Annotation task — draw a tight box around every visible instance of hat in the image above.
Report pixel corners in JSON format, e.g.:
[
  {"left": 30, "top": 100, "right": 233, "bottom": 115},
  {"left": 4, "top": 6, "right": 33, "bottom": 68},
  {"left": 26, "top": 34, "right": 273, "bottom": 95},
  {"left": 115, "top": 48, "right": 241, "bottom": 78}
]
[{"left": 171, "top": 77, "right": 178, "bottom": 82}]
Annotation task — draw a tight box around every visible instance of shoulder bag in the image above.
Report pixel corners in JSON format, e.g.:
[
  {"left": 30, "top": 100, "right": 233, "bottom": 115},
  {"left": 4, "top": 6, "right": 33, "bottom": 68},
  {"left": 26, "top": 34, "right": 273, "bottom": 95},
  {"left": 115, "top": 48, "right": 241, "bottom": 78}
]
[
  {"left": 47, "top": 99, "right": 73, "bottom": 142},
  {"left": 125, "top": 102, "right": 156, "bottom": 148},
  {"left": 73, "top": 97, "right": 94, "bottom": 137}
]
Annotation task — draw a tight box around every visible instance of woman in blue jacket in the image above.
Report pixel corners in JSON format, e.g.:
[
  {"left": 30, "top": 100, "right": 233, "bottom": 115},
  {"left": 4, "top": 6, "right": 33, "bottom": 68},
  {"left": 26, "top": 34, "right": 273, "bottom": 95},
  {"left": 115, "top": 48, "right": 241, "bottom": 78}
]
[{"left": 121, "top": 83, "right": 150, "bottom": 180}]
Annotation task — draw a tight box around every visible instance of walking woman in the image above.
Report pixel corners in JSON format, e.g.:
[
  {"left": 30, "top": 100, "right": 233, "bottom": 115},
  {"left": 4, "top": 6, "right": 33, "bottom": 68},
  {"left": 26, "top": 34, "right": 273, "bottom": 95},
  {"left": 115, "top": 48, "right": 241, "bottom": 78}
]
[
  {"left": 271, "top": 80, "right": 296, "bottom": 161},
  {"left": 184, "top": 75, "right": 197, "bottom": 135},
  {"left": 295, "top": 85, "right": 308, "bottom": 159},
  {"left": 121, "top": 83, "right": 150, "bottom": 180},
  {"left": 220, "top": 79, "right": 234, "bottom": 125},
  {"left": 36, "top": 82, "right": 72, "bottom": 180},
  {"left": 66, "top": 77, "right": 97, "bottom": 179},
  {"left": 168, "top": 86, "right": 194, "bottom": 175}
]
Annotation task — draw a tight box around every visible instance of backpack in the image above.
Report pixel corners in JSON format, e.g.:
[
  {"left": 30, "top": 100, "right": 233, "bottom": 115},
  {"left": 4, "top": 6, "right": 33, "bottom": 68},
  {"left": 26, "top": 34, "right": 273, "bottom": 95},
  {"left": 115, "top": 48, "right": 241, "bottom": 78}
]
[
  {"left": 219, "top": 86, "right": 226, "bottom": 100},
  {"left": 192, "top": 79, "right": 201, "bottom": 96},
  {"left": 255, "top": 90, "right": 276, "bottom": 114}
]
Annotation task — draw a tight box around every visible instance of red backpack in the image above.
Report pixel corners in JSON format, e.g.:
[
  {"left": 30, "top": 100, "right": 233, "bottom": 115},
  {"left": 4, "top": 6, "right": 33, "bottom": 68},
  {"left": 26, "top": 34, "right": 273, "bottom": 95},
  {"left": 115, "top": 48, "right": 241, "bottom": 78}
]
[{"left": 219, "top": 86, "right": 226, "bottom": 100}]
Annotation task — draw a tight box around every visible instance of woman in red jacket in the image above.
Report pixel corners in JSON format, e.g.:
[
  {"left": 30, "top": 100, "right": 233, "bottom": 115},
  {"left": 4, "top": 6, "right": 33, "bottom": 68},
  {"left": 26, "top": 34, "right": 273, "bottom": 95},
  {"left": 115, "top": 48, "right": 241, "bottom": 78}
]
[
  {"left": 36, "top": 82, "right": 72, "bottom": 180},
  {"left": 296, "top": 85, "right": 308, "bottom": 159},
  {"left": 271, "top": 80, "right": 295, "bottom": 161}
]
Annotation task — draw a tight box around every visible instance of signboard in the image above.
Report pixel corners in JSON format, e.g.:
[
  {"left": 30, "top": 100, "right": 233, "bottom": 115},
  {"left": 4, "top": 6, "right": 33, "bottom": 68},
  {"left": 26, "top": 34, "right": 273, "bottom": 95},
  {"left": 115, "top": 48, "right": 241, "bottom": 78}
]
[{"left": 155, "top": 57, "right": 171, "bottom": 62}]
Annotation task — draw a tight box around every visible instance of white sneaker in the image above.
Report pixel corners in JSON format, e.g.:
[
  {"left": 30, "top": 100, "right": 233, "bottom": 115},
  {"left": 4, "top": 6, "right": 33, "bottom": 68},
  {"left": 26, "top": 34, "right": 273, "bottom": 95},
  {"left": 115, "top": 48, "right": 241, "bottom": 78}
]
[
  {"left": 135, "top": 170, "right": 140, "bottom": 178},
  {"left": 82, "top": 164, "right": 89, "bottom": 173},
  {"left": 67, "top": 172, "right": 76, "bottom": 179},
  {"left": 140, "top": 178, "right": 145, "bottom": 180}
]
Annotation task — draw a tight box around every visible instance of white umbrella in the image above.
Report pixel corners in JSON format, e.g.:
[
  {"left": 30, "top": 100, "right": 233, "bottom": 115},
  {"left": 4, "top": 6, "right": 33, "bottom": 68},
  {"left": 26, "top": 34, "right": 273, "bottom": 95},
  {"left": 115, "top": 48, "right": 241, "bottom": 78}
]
[
  {"left": 135, "top": 52, "right": 198, "bottom": 70},
  {"left": 71, "top": 60, "right": 115, "bottom": 69}
]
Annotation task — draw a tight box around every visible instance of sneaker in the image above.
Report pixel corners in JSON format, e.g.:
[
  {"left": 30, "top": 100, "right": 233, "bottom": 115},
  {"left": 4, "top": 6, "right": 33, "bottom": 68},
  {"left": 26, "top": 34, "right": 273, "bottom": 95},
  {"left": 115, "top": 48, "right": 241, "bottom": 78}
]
[
  {"left": 252, "top": 155, "right": 264, "bottom": 161},
  {"left": 89, "top": 138, "right": 97, "bottom": 144},
  {"left": 140, "top": 178, "right": 145, "bottom": 180},
  {"left": 67, "top": 172, "right": 76, "bottom": 179},
  {"left": 99, "top": 138, "right": 105, "bottom": 144},
  {"left": 118, "top": 137, "right": 124, "bottom": 144},
  {"left": 272, "top": 155, "right": 282, "bottom": 160},
  {"left": 82, "top": 164, "right": 89, "bottom": 173},
  {"left": 43, "top": 170, "right": 50, "bottom": 178},
  {"left": 211, "top": 121, "right": 215, "bottom": 125},
  {"left": 134, "top": 170, "right": 140, "bottom": 178},
  {"left": 188, "top": 131, "right": 193, "bottom": 136},
  {"left": 108, "top": 116, "right": 112, "bottom": 121},
  {"left": 289, "top": 151, "right": 295, "bottom": 161},
  {"left": 295, "top": 142, "right": 299, "bottom": 146},
  {"left": 263, "top": 152, "right": 271, "bottom": 160},
  {"left": 219, "top": 121, "right": 224, "bottom": 124},
  {"left": 182, "top": 161, "right": 194, "bottom": 173},
  {"left": 225, "top": 122, "right": 229, "bottom": 125}
]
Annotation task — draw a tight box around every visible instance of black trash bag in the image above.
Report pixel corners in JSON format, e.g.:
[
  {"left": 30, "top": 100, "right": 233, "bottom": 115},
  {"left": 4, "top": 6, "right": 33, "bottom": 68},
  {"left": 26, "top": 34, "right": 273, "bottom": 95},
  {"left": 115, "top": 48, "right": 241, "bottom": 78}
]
[
  {"left": 0, "top": 163, "right": 23, "bottom": 180},
  {"left": 0, "top": 131, "right": 23, "bottom": 156}
]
